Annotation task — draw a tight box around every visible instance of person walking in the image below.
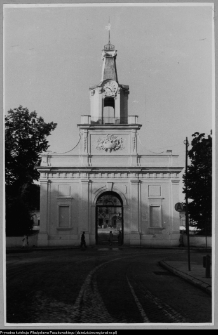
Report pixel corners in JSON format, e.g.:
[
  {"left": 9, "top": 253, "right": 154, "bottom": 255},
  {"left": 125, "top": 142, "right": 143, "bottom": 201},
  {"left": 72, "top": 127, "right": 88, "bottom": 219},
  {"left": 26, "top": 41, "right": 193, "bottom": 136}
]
[
  {"left": 22, "top": 235, "right": 27, "bottom": 247},
  {"left": 80, "top": 231, "right": 86, "bottom": 249},
  {"left": 109, "top": 231, "right": 113, "bottom": 246}
]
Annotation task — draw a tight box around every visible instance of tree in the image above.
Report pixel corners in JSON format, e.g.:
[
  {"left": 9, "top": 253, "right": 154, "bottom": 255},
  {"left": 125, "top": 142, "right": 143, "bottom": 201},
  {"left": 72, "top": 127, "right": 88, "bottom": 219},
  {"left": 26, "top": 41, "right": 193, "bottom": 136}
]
[
  {"left": 5, "top": 106, "right": 57, "bottom": 187},
  {"left": 6, "top": 183, "right": 41, "bottom": 236},
  {"left": 5, "top": 106, "right": 57, "bottom": 236},
  {"left": 183, "top": 132, "right": 212, "bottom": 235}
]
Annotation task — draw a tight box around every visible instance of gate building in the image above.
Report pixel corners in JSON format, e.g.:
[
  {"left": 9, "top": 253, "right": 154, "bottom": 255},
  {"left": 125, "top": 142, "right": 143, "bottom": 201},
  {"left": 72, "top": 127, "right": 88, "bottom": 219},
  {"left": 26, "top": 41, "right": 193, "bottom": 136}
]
[{"left": 37, "top": 39, "right": 183, "bottom": 247}]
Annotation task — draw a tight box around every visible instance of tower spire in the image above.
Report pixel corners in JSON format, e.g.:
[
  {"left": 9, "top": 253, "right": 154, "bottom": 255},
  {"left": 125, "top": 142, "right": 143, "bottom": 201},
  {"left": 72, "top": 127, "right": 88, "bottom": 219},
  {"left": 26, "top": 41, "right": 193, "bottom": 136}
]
[
  {"left": 101, "top": 19, "right": 117, "bottom": 82},
  {"left": 105, "top": 19, "right": 111, "bottom": 45}
]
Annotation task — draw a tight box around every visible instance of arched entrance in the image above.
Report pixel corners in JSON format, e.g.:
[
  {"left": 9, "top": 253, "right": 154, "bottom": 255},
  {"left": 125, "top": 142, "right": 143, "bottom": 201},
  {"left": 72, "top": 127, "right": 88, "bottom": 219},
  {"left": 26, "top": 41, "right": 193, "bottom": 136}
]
[{"left": 96, "top": 191, "right": 123, "bottom": 245}]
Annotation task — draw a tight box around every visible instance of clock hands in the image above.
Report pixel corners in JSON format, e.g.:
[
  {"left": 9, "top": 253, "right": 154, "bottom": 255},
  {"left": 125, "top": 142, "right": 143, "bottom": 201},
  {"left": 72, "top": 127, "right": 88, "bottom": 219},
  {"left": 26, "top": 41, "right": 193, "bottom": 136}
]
[{"left": 103, "top": 80, "right": 118, "bottom": 96}]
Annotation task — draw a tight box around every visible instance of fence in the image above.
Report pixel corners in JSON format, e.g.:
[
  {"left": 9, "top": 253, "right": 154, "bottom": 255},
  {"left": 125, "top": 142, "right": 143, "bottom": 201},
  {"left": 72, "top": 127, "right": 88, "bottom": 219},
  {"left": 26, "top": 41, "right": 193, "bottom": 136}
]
[{"left": 182, "top": 234, "right": 212, "bottom": 248}]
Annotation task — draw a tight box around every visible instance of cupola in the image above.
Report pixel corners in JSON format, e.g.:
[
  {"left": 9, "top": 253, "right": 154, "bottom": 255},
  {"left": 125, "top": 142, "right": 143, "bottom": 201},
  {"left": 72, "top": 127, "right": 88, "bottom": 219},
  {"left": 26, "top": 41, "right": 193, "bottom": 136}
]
[{"left": 80, "top": 39, "right": 138, "bottom": 126}]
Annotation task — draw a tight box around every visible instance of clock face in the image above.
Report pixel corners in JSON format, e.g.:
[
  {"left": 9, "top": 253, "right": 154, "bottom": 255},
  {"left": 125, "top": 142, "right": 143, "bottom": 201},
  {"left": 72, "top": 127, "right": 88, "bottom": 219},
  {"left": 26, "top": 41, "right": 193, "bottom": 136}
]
[{"left": 103, "top": 80, "right": 118, "bottom": 96}]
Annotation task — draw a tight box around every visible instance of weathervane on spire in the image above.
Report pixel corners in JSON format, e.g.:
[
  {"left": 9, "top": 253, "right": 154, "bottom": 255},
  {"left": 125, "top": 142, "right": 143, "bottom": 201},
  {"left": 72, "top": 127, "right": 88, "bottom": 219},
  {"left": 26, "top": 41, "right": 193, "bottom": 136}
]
[
  {"left": 104, "top": 18, "right": 115, "bottom": 51},
  {"left": 105, "top": 18, "right": 111, "bottom": 45}
]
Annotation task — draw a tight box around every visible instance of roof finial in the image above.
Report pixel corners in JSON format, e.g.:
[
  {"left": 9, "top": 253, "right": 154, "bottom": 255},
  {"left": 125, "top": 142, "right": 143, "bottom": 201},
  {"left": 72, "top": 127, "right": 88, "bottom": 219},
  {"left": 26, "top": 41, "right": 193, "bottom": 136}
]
[{"left": 105, "top": 18, "right": 111, "bottom": 45}]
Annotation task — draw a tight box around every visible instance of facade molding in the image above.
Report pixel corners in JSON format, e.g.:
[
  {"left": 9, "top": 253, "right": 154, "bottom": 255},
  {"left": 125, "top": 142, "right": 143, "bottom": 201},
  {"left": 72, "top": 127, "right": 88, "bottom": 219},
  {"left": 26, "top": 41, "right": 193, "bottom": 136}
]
[{"left": 38, "top": 171, "right": 181, "bottom": 179}]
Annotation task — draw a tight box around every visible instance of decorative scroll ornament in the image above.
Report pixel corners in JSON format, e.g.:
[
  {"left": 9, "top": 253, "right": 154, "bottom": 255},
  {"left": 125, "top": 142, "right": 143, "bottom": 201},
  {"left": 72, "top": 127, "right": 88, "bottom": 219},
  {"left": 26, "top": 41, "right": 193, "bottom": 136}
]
[
  {"left": 84, "top": 136, "right": 87, "bottom": 151},
  {"left": 96, "top": 134, "right": 124, "bottom": 152}
]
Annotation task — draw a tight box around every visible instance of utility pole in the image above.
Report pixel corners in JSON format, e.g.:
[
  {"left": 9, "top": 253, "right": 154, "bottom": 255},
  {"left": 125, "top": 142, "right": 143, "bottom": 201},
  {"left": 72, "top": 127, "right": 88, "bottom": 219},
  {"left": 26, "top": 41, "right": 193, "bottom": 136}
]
[{"left": 184, "top": 137, "right": 191, "bottom": 271}]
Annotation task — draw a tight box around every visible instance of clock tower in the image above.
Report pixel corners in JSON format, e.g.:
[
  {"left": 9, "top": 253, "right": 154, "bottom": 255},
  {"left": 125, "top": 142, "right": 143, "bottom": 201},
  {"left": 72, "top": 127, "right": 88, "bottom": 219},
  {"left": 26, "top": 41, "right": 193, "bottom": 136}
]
[
  {"left": 79, "top": 39, "right": 141, "bottom": 167},
  {"left": 89, "top": 41, "right": 130, "bottom": 125}
]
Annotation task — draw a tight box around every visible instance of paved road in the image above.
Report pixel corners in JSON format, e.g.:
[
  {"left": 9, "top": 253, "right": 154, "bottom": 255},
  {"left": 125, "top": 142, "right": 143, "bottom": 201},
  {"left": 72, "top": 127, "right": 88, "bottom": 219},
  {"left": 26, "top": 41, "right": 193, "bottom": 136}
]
[{"left": 6, "top": 248, "right": 212, "bottom": 324}]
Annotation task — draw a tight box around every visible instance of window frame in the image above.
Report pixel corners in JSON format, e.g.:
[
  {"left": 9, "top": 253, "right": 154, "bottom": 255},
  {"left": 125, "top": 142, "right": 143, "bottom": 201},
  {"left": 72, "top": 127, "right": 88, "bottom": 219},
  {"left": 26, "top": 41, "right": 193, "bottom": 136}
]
[{"left": 57, "top": 198, "right": 72, "bottom": 231}]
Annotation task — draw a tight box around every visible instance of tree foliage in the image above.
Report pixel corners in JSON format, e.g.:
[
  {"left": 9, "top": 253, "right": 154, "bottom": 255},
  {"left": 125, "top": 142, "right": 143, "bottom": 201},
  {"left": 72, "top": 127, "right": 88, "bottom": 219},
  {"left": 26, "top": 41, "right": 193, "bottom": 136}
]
[
  {"left": 183, "top": 132, "right": 212, "bottom": 235},
  {"left": 5, "top": 106, "right": 57, "bottom": 236},
  {"left": 5, "top": 106, "right": 57, "bottom": 187},
  {"left": 6, "top": 183, "right": 41, "bottom": 236}
]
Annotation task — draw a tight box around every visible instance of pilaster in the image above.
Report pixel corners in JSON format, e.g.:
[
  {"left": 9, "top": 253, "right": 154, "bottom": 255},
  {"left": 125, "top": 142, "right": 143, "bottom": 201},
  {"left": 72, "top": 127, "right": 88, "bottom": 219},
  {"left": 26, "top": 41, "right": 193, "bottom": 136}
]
[
  {"left": 115, "top": 88, "right": 120, "bottom": 119},
  {"left": 130, "top": 179, "right": 140, "bottom": 245},
  {"left": 79, "top": 179, "right": 90, "bottom": 233},
  {"left": 98, "top": 88, "right": 103, "bottom": 120},
  {"left": 171, "top": 179, "right": 181, "bottom": 233},
  {"left": 130, "top": 179, "right": 139, "bottom": 232},
  {"left": 38, "top": 179, "right": 50, "bottom": 246}
]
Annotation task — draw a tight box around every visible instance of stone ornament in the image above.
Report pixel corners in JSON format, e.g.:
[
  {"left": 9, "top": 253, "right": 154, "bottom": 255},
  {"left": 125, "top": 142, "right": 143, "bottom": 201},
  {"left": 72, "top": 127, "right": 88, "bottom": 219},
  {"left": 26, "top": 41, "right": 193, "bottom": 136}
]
[
  {"left": 101, "top": 50, "right": 117, "bottom": 60},
  {"left": 96, "top": 134, "right": 124, "bottom": 152},
  {"left": 84, "top": 136, "right": 87, "bottom": 151}
]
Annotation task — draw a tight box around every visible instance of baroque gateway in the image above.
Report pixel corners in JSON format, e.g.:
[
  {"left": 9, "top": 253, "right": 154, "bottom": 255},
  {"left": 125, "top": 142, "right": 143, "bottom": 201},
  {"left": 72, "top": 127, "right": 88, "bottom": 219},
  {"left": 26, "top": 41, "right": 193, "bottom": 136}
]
[{"left": 37, "top": 39, "right": 183, "bottom": 247}]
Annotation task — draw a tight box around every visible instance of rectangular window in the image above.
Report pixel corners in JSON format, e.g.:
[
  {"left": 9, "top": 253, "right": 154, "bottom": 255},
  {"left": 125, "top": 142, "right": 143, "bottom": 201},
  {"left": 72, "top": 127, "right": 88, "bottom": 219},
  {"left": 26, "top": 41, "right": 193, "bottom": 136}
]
[
  {"left": 150, "top": 206, "right": 161, "bottom": 227},
  {"left": 59, "top": 206, "right": 70, "bottom": 227}
]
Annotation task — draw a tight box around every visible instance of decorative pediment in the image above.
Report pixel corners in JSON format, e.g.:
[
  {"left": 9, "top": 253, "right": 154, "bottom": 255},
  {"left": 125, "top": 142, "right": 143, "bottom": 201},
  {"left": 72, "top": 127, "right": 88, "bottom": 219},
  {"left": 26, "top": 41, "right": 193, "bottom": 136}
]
[{"left": 96, "top": 134, "right": 124, "bottom": 152}]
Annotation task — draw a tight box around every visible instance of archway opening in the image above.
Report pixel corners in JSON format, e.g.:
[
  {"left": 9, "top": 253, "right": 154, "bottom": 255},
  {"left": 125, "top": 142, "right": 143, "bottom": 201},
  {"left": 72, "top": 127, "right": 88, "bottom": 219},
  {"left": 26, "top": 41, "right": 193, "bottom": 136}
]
[
  {"left": 103, "top": 97, "right": 115, "bottom": 124},
  {"left": 96, "top": 191, "right": 123, "bottom": 246}
]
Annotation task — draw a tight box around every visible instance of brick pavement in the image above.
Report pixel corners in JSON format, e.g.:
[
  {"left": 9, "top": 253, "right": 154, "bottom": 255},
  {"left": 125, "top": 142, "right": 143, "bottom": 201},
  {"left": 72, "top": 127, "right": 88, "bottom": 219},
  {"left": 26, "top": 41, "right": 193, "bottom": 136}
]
[{"left": 6, "top": 246, "right": 212, "bottom": 324}]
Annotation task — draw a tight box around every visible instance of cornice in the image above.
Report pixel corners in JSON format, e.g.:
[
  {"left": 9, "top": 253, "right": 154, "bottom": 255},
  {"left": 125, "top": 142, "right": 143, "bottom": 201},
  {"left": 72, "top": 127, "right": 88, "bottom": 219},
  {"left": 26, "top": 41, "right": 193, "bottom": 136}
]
[
  {"left": 38, "top": 170, "right": 182, "bottom": 180},
  {"left": 37, "top": 166, "right": 184, "bottom": 173},
  {"left": 77, "top": 124, "right": 142, "bottom": 130}
]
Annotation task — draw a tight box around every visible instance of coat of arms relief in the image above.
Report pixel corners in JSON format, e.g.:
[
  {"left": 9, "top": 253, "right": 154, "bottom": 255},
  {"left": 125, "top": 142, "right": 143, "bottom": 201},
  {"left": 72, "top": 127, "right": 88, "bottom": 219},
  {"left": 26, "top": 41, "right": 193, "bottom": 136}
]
[{"left": 96, "top": 134, "right": 124, "bottom": 152}]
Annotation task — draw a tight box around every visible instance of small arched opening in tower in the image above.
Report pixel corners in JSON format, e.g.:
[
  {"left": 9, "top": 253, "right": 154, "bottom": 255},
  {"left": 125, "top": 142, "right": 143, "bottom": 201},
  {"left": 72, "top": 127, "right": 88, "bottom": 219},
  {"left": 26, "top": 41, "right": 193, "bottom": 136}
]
[{"left": 103, "top": 97, "right": 115, "bottom": 124}]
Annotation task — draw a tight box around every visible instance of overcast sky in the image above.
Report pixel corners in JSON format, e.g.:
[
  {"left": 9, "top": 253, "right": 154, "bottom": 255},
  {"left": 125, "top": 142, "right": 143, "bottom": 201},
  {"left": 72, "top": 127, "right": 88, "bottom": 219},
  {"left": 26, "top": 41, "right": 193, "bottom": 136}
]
[{"left": 4, "top": 3, "right": 214, "bottom": 198}]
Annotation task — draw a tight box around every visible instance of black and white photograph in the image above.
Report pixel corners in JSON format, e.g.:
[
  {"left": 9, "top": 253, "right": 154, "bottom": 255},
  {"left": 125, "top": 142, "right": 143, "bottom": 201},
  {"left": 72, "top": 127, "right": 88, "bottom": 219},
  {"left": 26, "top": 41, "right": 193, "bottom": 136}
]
[{"left": 3, "top": 1, "right": 215, "bottom": 329}]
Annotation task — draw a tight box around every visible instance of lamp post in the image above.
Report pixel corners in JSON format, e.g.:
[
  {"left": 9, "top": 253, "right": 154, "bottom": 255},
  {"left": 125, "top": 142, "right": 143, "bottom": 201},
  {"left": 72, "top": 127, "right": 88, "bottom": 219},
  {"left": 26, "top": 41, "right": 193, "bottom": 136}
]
[{"left": 184, "top": 137, "right": 191, "bottom": 271}]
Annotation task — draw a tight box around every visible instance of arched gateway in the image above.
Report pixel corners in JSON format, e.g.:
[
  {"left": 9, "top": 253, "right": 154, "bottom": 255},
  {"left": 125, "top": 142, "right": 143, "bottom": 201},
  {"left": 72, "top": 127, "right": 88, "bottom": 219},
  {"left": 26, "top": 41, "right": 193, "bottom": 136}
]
[{"left": 96, "top": 191, "right": 123, "bottom": 245}]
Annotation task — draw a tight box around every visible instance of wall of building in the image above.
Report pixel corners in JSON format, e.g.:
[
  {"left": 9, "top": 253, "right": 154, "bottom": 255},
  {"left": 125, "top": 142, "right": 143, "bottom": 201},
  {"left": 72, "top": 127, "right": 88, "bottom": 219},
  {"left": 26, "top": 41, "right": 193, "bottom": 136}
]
[
  {"left": 6, "top": 234, "right": 38, "bottom": 248},
  {"left": 37, "top": 173, "right": 181, "bottom": 247}
]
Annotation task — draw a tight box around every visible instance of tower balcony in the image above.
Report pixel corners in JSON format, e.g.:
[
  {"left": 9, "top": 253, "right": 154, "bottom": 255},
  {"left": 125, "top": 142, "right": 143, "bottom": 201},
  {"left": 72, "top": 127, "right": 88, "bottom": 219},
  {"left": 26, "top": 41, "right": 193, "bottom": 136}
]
[{"left": 80, "top": 115, "right": 138, "bottom": 125}]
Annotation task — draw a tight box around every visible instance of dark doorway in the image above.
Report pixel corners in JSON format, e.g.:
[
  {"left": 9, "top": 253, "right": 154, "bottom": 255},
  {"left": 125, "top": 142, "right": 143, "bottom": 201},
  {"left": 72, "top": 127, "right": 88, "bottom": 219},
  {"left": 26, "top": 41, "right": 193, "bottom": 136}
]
[
  {"left": 96, "top": 191, "right": 123, "bottom": 245},
  {"left": 103, "top": 97, "right": 115, "bottom": 124}
]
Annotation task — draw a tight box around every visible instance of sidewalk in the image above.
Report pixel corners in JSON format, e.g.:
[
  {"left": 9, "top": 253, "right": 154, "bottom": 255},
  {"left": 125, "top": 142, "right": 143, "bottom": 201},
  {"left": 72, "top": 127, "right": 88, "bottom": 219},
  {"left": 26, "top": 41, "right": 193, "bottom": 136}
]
[{"left": 159, "top": 250, "right": 212, "bottom": 295}]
